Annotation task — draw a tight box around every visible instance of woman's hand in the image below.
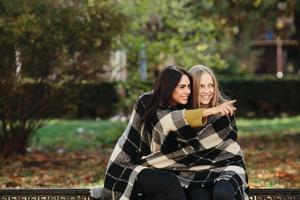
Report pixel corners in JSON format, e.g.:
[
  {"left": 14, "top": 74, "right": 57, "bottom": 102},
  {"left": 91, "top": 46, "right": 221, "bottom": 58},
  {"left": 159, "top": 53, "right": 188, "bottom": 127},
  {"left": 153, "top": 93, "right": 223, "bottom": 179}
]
[{"left": 203, "top": 100, "right": 236, "bottom": 117}]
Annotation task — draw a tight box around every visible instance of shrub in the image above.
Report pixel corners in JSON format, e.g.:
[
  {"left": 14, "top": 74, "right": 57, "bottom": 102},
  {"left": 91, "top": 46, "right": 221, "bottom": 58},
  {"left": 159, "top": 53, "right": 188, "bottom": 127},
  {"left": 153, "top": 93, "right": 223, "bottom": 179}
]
[{"left": 220, "top": 77, "right": 300, "bottom": 118}]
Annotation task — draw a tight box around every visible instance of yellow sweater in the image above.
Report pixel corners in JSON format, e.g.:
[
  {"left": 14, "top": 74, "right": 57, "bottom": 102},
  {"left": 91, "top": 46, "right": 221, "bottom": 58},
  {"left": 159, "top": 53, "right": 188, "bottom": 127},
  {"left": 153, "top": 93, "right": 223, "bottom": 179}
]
[{"left": 184, "top": 108, "right": 207, "bottom": 128}]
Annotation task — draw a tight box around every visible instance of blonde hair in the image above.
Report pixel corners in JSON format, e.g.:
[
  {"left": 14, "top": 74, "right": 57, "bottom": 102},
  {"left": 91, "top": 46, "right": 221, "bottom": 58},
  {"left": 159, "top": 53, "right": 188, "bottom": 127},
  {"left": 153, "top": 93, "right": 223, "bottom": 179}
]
[{"left": 189, "top": 64, "right": 226, "bottom": 108}]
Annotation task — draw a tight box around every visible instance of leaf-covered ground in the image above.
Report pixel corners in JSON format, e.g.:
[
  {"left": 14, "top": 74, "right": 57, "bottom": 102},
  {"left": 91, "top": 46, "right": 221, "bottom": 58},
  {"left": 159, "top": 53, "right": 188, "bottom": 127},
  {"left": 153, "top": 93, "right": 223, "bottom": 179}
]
[
  {"left": 240, "top": 133, "right": 300, "bottom": 188},
  {"left": 1, "top": 134, "right": 299, "bottom": 189},
  {"left": 0, "top": 149, "right": 107, "bottom": 188}
]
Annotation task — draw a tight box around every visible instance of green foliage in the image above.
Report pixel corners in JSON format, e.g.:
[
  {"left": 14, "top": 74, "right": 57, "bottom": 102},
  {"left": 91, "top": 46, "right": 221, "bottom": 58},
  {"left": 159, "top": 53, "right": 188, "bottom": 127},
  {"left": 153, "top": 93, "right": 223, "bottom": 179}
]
[
  {"left": 50, "top": 82, "right": 119, "bottom": 118},
  {"left": 116, "top": 74, "right": 152, "bottom": 115},
  {"left": 76, "top": 83, "right": 119, "bottom": 118},
  {"left": 0, "top": 82, "right": 119, "bottom": 119},
  {"left": 119, "top": 0, "right": 228, "bottom": 76},
  {"left": 0, "top": 0, "right": 125, "bottom": 81},
  {"left": 118, "top": 0, "right": 299, "bottom": 76},
  {"left": 115, "top": 0, "right": 300, "bottom": 113},
  {"left": 220, "top": 77, "right": 300, "bottom": 117},
  {"left": 6, "top": 77, "right": 299, "bottom": 119},
  {"left": 0, "top": 81, "right": 54, "bottom": 155},
  {"left": 0, "top": 0, "right": 125, "bottom": 156}
]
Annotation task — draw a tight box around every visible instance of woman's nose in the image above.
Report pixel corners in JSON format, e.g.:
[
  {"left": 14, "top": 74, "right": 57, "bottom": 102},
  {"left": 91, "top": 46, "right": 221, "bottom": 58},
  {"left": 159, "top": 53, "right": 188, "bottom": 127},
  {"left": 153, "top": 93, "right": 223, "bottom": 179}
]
[
  {"left": 201, "top": 86, "right": 209, "bottom": 93},
  {"left": 186, "top": 87, "right": 191, "bottom": 94}
]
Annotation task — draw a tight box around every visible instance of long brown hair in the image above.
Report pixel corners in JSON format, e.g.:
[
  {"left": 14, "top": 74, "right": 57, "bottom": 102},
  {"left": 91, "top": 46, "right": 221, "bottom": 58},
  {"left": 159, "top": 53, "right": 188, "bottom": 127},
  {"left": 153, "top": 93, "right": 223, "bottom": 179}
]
[
  {"left": 142, "top": 65, "right": 192, "bottom": 122},
  {"left": 189, "top": 64, "right": 227, "bottom": 109}
]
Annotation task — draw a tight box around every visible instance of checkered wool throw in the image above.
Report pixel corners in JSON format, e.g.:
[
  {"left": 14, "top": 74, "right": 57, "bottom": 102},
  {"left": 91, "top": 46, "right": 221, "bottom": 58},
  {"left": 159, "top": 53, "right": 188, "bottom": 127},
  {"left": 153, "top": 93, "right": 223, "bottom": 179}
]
[{"left": 101, "top": 92, "right": 248, "bottom": 200}]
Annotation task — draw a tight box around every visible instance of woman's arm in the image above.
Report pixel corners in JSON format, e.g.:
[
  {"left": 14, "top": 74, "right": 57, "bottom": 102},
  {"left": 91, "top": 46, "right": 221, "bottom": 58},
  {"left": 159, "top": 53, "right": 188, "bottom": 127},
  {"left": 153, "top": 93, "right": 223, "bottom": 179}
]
[
  {"left": 184, "top": 108, "right": 207, "bottom": 127},
  {"left": 184, "top": 100, "right": 236, "bottom": 128},
  {"left": 156, "top": 99, "right": 237, "bottom": 133}
]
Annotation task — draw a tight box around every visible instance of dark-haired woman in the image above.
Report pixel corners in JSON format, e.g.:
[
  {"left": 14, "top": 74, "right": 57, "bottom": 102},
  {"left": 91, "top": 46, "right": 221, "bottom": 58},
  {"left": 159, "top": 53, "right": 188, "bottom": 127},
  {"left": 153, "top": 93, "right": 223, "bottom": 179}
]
[{"left": 101, "top": 66, "right": 191, "bottom": 200}]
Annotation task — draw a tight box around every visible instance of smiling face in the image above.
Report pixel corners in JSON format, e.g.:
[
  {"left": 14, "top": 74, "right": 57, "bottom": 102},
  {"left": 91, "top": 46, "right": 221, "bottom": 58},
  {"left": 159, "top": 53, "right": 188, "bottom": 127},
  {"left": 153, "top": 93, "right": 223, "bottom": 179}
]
[
  {"left": 169, "top": 74, "right": 191, "bottom": 106},
  {"left": 198, "top": 72, "right": 215, "bottom": 107}
]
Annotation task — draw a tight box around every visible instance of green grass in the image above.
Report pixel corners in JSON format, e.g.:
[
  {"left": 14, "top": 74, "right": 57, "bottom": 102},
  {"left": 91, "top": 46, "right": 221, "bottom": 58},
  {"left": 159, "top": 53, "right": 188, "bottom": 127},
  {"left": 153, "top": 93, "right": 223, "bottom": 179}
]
[
  {"left": 30, "top": 119, "right": 126, "bottom": 151},
  {"left": 30, "top": 115, "right": 300, "bottom": 151},
  {"left": 237, "top": 115, "right": 300, "bottom": 135}
]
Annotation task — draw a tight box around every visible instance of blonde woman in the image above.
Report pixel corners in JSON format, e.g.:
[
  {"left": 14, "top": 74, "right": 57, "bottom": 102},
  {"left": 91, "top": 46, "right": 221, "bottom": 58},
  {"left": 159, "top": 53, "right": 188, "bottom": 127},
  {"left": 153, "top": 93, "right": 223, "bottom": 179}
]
[{"left": 185, "top": 64, "right": 249, "bottom": 200}]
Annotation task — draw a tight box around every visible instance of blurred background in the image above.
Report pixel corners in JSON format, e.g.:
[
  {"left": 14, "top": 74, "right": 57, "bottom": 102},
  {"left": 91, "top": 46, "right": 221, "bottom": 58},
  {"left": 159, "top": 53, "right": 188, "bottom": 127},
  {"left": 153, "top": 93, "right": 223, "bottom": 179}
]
[{"left": 0, "top": 0, "right": 299, "bottom": 189}]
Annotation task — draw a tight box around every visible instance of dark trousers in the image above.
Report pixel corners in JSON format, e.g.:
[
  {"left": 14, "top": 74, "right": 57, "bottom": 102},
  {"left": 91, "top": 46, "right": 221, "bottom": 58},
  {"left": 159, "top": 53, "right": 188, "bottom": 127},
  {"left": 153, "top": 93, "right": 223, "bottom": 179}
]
[
  {"left": 132, "top": 168, "right": 187, "bottom": 200},
  {"left": 186, "top": 180, "right": 235, "bottom": 200}
]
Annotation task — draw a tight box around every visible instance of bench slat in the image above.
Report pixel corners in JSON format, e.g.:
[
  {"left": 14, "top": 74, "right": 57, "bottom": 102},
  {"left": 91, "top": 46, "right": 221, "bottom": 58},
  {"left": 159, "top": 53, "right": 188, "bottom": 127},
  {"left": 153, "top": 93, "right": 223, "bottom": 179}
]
[
  {"left": 0, "top": 188, "right": 299, "bottom": 199},
  {"left": 0, "top": 188, "right": 90, "bottom": 195}
]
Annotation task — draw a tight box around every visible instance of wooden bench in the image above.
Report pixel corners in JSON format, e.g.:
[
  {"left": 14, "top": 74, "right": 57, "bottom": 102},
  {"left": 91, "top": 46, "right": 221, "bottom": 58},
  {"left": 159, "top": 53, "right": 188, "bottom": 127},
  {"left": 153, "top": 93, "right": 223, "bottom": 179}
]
[{"left": 0, "top": 188, "right": 299, "bottom": 200}]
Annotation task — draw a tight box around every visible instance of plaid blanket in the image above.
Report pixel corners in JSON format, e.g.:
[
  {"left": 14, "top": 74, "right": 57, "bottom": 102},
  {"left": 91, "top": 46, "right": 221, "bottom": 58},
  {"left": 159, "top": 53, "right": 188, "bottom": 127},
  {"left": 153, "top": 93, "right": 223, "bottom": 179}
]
[{"left": 101, "top": 92, "right": 248, "bottom": 200}]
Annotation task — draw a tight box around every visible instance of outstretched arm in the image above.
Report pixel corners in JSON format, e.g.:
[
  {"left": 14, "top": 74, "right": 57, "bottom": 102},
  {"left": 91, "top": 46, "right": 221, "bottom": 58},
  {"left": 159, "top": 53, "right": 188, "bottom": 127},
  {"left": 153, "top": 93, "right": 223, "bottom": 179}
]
[
  {"left": 184, "top": 100, "right": 236, "bottom": 128},
  {"left": 203, "top": 100, "right": 236, "bottom": 117}
]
